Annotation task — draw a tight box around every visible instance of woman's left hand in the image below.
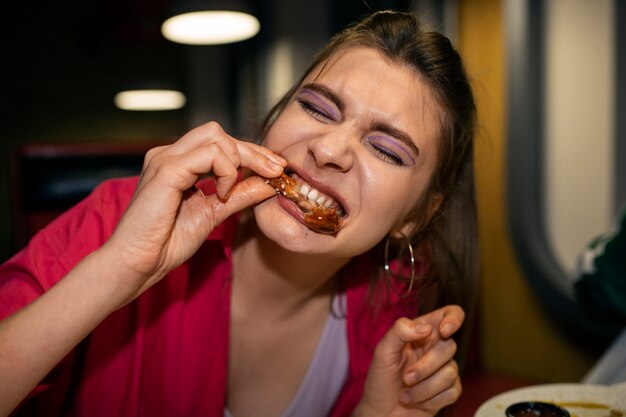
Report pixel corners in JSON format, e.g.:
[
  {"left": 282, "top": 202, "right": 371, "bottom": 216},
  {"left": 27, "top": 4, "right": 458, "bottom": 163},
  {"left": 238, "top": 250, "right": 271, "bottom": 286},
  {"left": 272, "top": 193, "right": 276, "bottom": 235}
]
[{"left": 354, "top": 305, "right": 465, "bottom": 417}]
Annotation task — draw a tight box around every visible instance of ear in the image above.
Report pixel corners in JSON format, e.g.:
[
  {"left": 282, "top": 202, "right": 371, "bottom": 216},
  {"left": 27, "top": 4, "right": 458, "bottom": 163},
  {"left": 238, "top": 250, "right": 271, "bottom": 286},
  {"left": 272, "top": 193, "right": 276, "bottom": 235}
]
[{"left": 395, "top": 191, "right": 443, "bottom": 238}]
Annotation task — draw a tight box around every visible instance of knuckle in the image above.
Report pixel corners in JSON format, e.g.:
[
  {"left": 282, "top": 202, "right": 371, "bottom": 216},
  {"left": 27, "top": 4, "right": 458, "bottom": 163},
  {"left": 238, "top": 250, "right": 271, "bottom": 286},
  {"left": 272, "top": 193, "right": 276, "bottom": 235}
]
[
  {"left": 443, "top": 363, "right": 458, "bottom": 384},
  {"left": 204, "top": 120, "right": 225, "bottom": 137},
  {"left": 143, "top": 145, "right": 168, "bottom": 168},
  {"left": 438, "top": 361, "right": 452, "bottom": 377},
  {"left": 394, "top": 317, "right": 413, "bottom": 329},
  {"left": 448, "top": 360, "right": 459, "bottom": 377},
  {"left": 448, "top": 338, "right": 458, "bottom": 353}
]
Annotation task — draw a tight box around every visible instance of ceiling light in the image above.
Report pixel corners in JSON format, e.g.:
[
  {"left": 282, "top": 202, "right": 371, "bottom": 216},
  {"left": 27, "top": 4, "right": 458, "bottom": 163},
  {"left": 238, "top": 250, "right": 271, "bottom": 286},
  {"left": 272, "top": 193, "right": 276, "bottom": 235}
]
[
  {"left": 161, "top": 1, "right": 260, "bottom": 45},
  {"left": 114, "top": 89, "right": 187, "bottom": 111}
]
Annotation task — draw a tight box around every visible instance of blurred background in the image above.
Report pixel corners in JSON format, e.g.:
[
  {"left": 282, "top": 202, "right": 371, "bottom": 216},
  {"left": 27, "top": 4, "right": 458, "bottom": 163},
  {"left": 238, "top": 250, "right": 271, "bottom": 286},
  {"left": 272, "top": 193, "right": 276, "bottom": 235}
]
[{"left": 1, "top": 0, "right": 624, "bottom": 414}]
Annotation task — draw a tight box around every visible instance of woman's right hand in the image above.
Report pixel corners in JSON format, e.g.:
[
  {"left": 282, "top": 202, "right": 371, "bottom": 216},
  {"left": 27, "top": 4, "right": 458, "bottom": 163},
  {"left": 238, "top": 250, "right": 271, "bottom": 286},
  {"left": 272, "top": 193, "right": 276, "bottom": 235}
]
[
  {"left": 0, "top": 121, "right": 286, "bottom": 416},
  {"left": 102, "top": 121, "right": 286, "bottom": 304}
]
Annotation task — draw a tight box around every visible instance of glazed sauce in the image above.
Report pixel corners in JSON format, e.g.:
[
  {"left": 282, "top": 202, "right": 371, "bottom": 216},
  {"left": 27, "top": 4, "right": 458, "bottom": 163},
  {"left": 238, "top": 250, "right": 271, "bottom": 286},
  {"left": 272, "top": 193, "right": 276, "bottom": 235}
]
[{"left": 557, "top": 402, "right": 609, "bottom": 409}]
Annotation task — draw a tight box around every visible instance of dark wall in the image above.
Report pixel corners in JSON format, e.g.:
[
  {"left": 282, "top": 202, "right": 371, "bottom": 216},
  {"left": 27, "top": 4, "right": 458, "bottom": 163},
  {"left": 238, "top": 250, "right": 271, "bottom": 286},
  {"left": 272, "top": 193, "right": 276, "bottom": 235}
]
[
  {"left": 2, "top": 0, "right": 188, "bottom": 260},
  {"left": 1, "top": 0, "right": 415, "bottom": 261}
]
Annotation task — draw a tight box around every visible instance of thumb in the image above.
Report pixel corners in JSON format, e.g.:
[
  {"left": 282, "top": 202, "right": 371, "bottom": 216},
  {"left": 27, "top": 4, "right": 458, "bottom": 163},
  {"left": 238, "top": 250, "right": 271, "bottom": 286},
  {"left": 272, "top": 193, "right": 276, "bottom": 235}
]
[
  {"left": 361, "top": 318, "right": 433, "bottom": 409},
  {"left": 206, "top": 176, "right": 276, "bottom": 224}
]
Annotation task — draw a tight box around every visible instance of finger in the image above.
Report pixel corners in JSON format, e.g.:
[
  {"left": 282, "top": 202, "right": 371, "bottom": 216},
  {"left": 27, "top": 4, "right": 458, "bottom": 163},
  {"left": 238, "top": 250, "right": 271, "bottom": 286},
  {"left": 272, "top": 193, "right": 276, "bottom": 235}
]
[
  {"left": 399, "top": 360, "right": 459, "bottom": 406},
  {"left": 141, "top": 146, "right": 229, "bottom": 193},
  {"left": 414, "top": 305, "right": 465, "bottom": 339},
  {"left": 144, "top": 140, "right": 284, "bottom": 196},
  {"left": 213, "top": 144, "right": 287, "bottom": 199},
  {"left": 375, "top": 318, "right": 433, "bottom": 362},
  {"left": 144, "top": 123, "right": 286, "bottom": 184},
  {"left": 437, "top": 305, "right": 465, "bottom": 338},
  {"left": 168, "top": 121, "right": 287, "bottom": 168},
  {"left": 167, "top": 121, "right": 234, "bottom": 155},
  {"left": 242, "top": 141, "right": 287, "bottom": 166},
  {"left": 235, "top": 141, "right": 287, "bottom": 175},
  {"left": 403, "top": 337, "right": 457, "bottom": 385},
  {"left": 404, "top": 375, "right": 462, "bottom": 413},
  {"left": 207, "top": 176, "right": 278, "bottom": 223},
  {"left": 210, "top": 147, "right": 245, "bottom": 200}
]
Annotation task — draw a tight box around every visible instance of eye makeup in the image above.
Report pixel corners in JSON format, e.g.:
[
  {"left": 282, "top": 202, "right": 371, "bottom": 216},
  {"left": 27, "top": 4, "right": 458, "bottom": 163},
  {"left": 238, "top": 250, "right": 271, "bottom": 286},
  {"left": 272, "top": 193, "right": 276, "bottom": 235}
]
[
  {"left": 368, "top": 135, "right": 416, "bottom": 166},
  {"left": 370, "top": 122, "right": 419, "bottom": 165},
  {"left": 298, "top": 83, "right": 342, "bottom": 120},
  {"left": 296, "top": 82, "right": 420, "bottom": 166}
]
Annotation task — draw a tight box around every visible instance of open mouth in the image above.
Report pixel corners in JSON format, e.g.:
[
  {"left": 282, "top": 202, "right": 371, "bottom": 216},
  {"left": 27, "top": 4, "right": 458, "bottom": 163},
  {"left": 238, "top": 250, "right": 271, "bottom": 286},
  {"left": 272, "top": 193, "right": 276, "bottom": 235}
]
[{"left": 264, "top": 172, "right": 346, "bottom": 234}]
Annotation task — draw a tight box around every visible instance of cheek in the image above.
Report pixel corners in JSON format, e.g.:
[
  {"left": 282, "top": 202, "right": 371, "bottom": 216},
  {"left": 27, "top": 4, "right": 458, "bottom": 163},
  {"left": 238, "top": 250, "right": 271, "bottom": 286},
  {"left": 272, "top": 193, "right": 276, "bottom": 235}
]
[
  {"left": 351, "top": 188, "right": 407, "bottom": 245},
  {"left": 263, "top": 108, "right": 305, "bottom": 152},
  {"left": 364, "top": 169, "right": 413, "bottom": 211},
  {"left": 362, "top": 175, "right": 427, "bottom": 229}
]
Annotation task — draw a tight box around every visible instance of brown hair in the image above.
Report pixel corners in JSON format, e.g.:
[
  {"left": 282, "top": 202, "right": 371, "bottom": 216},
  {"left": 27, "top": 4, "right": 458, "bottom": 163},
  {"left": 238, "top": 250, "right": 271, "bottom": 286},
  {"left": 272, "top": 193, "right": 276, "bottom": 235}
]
[{"left": 259, "top": 10, "right": 479, "bottom": 332}]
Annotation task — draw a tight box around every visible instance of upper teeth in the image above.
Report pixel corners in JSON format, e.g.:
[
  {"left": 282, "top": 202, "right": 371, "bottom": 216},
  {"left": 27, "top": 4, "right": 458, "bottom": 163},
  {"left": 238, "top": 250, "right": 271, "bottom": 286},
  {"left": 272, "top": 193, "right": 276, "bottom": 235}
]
[{"left": 298, "top": 179, "right": 336, "bottom": 208}]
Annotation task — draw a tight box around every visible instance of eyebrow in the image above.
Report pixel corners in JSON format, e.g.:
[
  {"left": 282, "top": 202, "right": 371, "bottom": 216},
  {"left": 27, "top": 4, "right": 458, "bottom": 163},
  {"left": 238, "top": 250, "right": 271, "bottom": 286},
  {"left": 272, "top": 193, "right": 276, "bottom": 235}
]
[
  {"left": 300, "top": 82, "right": 420, "bottom": 159},
  {"left": 300, "top": 83, "right": 344, "bottom": 113}
]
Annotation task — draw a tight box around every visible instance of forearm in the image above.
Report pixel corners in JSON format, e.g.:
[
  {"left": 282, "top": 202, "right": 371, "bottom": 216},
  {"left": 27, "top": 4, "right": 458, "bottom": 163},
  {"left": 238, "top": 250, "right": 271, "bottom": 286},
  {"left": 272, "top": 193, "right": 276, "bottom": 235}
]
[
  {"left": 0, "top": 246, "right": 133, "bottom": 416},
  {"left": 0, "top": 126, "right": 287, "bottom": 416}
]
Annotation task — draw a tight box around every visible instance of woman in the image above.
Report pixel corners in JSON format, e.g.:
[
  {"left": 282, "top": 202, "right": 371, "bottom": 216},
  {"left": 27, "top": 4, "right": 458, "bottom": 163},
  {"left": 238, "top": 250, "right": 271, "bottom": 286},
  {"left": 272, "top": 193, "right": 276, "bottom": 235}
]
[{"left": 0, "top": 10, "right": 478, "bottom": 417}]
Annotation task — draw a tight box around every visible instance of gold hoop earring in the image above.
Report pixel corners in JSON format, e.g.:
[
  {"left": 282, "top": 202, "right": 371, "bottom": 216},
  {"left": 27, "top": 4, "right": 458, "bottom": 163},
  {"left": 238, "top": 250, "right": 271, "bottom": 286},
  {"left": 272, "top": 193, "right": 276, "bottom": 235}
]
[{"left": 383, "top": 232, "right": 416, "bottom": 298}]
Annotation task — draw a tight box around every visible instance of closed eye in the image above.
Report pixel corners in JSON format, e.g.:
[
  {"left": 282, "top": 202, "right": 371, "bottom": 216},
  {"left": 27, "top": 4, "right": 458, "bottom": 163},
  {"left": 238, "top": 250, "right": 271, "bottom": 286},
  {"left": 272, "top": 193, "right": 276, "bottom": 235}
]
[
  {"left": 366, "top": 134, "right": 416, "bottom": 167},
  {"left": 296, "top": 84, "right": 341, "bottom": 123},
  {"left": 297, "top": 98, "right": 335, "bottom": 122},
  {"left": 369, "top": 143, "right": 405, "bottom": 166}
]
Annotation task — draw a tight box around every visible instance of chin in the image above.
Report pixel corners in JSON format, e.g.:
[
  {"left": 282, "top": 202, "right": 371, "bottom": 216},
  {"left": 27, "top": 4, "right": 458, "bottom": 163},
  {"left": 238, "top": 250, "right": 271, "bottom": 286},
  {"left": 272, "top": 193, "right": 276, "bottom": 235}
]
[{"left": 253, "top": 200, "right": 382, "bottom": 258}]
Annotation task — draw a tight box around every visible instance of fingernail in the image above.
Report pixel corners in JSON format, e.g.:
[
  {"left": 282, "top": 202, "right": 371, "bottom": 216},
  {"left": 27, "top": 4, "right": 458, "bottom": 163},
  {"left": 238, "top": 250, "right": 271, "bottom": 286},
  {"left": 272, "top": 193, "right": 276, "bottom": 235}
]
[
  {"left": 268, "top": 154, "right": 287, "bottom": 165},
  {"left": 266, "top": 160, "right": 284, "bottom": 171},
  {"left": 440, "top": 322, "right": 455, "bottom": 337},
  {"left": 404, "top": 370, "right": 418, "bottom": 385}
]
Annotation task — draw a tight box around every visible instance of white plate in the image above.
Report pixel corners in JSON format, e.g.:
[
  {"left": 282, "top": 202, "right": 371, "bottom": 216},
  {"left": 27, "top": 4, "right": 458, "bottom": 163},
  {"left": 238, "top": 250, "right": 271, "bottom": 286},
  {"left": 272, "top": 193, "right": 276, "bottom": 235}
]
[{"left": 475, "top": 382, "right": 626, "bottom": 417}]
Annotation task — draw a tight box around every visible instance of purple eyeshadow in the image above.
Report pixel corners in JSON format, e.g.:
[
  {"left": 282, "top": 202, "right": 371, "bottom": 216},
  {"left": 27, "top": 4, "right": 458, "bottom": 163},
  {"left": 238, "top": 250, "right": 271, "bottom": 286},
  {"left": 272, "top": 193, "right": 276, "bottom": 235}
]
[
  {"left": 300, "top": 89, "right": 339, "bottom": 120},
  {"left": 371, "top": 135, "right": 416, "bottom": 165}
]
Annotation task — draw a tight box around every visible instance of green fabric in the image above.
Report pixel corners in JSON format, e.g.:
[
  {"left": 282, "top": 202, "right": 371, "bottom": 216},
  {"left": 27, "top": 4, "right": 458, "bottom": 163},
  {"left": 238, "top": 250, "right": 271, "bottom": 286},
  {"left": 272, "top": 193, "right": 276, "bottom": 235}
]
[{"left": 574, "top": 208, "right": 626, "bottom": 325}]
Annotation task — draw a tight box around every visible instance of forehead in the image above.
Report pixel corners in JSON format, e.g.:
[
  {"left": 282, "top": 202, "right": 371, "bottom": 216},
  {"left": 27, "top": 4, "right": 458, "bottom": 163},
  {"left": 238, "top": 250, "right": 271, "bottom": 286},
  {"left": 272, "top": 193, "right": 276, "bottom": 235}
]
[
  {"left": 307, "top": 47, "right": 424, "bottom": 99},
  {"left": 303, "top": 47, "right": 442, "bottom": 146}
]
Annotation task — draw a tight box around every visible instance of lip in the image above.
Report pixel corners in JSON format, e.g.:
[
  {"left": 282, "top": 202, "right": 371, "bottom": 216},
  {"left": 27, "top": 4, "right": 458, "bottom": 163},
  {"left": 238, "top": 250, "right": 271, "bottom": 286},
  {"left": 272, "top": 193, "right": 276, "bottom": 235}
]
[
  {"left": 275, "top": 193, "right": 307, "bottom": 225},
  {"left": 287, "top": 166, "right": 349, "bottom": 218}
]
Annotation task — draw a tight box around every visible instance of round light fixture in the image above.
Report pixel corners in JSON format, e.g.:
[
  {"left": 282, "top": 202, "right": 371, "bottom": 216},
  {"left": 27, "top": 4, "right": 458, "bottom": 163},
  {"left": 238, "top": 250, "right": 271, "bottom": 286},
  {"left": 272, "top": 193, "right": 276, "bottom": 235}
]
[
  {"left": 162, "top": 11, "right": 259, "bottom": 45},
  {"left": 114, "top": 89, "right": 187, "bottom": 111}
]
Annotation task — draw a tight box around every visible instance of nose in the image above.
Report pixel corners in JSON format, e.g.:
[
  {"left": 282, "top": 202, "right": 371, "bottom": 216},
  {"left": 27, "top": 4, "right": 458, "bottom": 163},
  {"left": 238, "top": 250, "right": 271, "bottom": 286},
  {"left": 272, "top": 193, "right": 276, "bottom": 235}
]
[{"left": 307, "top": 132, "right": 355, "bottom": 172}]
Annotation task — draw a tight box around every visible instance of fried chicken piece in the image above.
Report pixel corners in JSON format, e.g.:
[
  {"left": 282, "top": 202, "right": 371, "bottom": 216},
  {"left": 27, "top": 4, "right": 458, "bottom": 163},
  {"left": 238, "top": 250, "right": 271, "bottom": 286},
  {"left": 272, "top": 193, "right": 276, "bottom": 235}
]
[{"left": 265, "top": 174, "right": 342, "bottom": 234}]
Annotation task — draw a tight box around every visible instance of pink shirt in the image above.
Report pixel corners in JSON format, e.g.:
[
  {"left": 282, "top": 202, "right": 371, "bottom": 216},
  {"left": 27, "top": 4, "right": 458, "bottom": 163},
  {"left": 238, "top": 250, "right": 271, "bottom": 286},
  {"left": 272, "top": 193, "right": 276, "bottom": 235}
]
[{"left": 1, "top": 177, "right": 418, "bottom": 417}]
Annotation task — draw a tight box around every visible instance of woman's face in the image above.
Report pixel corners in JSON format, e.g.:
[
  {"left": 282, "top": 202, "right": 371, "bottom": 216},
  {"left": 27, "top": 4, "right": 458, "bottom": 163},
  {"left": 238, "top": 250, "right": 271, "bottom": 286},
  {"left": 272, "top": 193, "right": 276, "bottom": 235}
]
[{"left": 254, "top": 47, "right": 442, "bottom": 258}]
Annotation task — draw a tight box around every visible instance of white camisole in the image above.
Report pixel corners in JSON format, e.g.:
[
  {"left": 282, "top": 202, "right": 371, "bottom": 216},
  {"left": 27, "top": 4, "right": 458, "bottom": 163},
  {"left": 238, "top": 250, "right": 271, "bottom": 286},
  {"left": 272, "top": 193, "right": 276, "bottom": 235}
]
[{"left": 225, "top": 293, "right": 349, "bottom": 417}]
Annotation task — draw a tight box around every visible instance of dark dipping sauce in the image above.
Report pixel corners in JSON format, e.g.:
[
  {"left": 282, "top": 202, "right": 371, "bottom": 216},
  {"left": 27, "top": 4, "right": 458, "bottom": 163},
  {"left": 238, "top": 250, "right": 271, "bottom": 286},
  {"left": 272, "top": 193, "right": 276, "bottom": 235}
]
[{"left": 506, "top": 402, "right": 570, "bottom": 417}]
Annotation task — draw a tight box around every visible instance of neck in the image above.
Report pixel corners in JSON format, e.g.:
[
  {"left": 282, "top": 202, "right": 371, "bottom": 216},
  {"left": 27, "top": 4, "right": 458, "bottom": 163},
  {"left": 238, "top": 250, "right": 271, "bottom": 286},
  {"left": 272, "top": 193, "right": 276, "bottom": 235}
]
[{"left": 231, "top": 221, "right": 350, "bottom": 318}]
